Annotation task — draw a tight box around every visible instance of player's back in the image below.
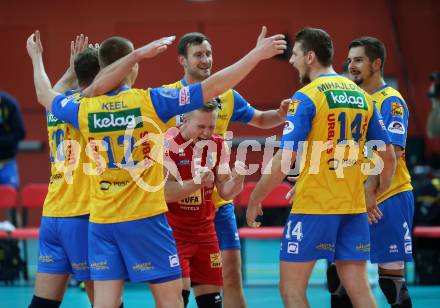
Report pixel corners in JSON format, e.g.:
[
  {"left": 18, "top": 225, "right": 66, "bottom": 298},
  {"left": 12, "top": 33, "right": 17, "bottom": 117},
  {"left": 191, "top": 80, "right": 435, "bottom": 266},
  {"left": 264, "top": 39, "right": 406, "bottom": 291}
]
[
  {"left": 291, "top": 74, "right": 375, "bottom": 215},
  {"left": 77, "top": 87, "right": 169, "bottom": 223},
  {"left": 44, "top": 91, "right": 90, "bottom": 217}
]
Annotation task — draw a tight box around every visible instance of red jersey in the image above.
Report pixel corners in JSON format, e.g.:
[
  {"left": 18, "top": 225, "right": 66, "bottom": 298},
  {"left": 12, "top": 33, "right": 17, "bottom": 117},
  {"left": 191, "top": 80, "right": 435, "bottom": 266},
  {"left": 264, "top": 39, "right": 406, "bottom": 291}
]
[{"left": 166, "top": 131, "right": 225, "bottom": 243}]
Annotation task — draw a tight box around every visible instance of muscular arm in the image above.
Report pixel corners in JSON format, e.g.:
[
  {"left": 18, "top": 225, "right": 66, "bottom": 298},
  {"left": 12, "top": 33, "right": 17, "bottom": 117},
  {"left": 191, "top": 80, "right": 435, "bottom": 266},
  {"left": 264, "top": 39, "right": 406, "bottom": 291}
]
[{"left": 247, "top": 109, "right": 285, "bottom": 128}]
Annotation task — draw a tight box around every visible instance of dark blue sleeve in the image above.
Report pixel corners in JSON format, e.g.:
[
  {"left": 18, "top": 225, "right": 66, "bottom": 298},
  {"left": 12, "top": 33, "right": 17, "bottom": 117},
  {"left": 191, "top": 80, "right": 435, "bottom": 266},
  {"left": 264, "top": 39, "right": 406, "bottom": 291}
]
[
  {"left": 150, "top": 83, "right": 204, "bottom": 123},
  {"left": 51, "top": 94, "right": 80, "bottom": 129},
  {"left": 230, "top": 90, "right": 256, "bottom": 123},
  {"left": 280, "top": 92, "right": 316, "bottom": 151},
  {"left": 379, "top": 97, "right": 408, "bottom": 148},
  {"left": 366, "top": 104, "right": 391, "bottom": 144}
]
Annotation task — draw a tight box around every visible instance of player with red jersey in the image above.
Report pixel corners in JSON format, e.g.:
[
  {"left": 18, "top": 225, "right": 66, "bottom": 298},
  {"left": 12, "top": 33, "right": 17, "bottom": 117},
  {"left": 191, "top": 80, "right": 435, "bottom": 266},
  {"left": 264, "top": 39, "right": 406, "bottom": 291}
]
[{"left": 164, "top": 101, "right": 246, "bottom": 308}]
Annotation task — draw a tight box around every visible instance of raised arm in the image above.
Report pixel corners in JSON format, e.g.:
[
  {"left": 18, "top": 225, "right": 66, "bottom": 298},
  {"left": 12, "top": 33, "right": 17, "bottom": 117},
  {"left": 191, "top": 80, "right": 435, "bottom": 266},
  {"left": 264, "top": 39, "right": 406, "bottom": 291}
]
[
  {"left": 82, "top": 36, "right": 176, "bottom": 97},
  {"left": 26, "top": 31, "right": 60, "bottom": 111},
  {"left": 200, "top": 26, "right": 286, "bottom": 102},
  {"left": 53, "top": 34, "right": 89, "bottom": 93},
  {"left": 248, "top": 99, "right": 290, "bottom": 128}
]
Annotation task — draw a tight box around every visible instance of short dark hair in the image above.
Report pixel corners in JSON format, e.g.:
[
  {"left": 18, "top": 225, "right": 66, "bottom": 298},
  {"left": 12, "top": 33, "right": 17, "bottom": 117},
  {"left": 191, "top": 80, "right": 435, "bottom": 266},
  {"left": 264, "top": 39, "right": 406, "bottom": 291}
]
[
  {"left": 294, "top": 27, "right": 333, "bottom": 67},
  {"left": 349, "top": 37, "right": 386, "bottom": 74},
  {"left": 178, "top": 32, "right": 211, "bottom": 57},
  {"left": 74, "top": 48, "right": 100, "bottom": 87},
  {"left": 99, "top": 36, "right": 133, "bottom": 68}
]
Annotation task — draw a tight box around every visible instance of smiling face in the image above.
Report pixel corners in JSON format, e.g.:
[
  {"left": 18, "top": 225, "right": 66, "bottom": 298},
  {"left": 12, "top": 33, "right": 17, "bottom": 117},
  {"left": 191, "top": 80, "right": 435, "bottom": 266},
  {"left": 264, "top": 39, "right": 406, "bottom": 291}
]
[
  {"left": 289, "top": 42, "right": 311, "bottom": 85},
  {"left": 180, "top": 40, "right": 213, "bottom": 82},
  {"left": 347, "top": 46, "right": 375, "bottom": 86}
]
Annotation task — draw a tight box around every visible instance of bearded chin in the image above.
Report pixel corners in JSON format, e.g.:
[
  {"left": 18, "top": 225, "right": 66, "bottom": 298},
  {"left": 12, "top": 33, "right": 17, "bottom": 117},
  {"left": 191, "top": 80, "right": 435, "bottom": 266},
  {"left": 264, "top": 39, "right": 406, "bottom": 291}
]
[{"left": 300, "top": 66, "right": 311, "bottom": 85}]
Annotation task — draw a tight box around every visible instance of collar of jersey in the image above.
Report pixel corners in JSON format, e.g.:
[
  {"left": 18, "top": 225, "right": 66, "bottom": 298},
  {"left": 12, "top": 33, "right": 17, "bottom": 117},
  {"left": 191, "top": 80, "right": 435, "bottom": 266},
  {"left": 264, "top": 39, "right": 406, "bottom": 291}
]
[
  {"left": 318, "top": 73, "right": 339, "bottom": 77},
  {"left": 105, "top": 86, "right": 130, "bottom": 96},
  {"left": 372, "top": 84, "right": 389, "bottom": 94},
  {"left": 180, "top": 78, "right": 188, "bottom": 87}
]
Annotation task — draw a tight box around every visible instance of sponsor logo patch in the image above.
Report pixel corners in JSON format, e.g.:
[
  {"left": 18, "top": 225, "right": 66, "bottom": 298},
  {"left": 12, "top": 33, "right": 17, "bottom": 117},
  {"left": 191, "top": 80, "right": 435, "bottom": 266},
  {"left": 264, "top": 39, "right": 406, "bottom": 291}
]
[
  {"left": 287, "top": 242, "right": 299, "bottom": 254},
  {"left": 210, "top": 253, "right": 222, "bottom": 268},
  {"left": 404, "top": 242, "right": 412, "bottom": 254},
  {"left": 169, "top": 254, "right": 180, "bottom": 267},
  {"left": 179, "top": 86, "right": 190, "bottom": 106},
  {"left": 325, "top": 90, "right": 368, "bottom": 110},
  {"left": 179, "top": 189, "right": 203, "bottom": 205},
  {"left": 287, "top": 99, "right": 300, "bottom": 115},
  {"left": 387, "top": 121, "right": 405, "bottom": 134},
  {"left": 60, "top": 97, "right": 71, "bottom": 108},
  {"left": 283, "top": 121, "right": 294, "bottom": 135},
  {"left": 391, "top": 102, "right": 404, "bottom": 117},
  {"left": 88, "top": 108, "right": 143, "bottom": 133}
]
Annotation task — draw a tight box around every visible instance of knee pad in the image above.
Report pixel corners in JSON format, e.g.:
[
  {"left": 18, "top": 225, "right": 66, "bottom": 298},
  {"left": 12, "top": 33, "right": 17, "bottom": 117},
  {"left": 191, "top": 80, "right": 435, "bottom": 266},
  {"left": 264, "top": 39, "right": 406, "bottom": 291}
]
[
  {"left": 195, "top": 292, "right": 222, "bottom": 308},
  {"left": 28, "top": 295, "right": 61, "bottom": 308},
  {"left": 182, "top": 289, "right": 190, "bottom": 308},
  {"left": 379, "top": 275, "right": 412, "bottom": 307},
  {"left": 326, "top": 263, "right": 347, "bottom": 296}
]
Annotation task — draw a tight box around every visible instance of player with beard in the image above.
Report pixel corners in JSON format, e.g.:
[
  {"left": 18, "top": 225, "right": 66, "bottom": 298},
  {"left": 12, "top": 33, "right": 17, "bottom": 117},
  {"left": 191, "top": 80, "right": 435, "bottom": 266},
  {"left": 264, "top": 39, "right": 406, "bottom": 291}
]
[
  {"left": 334, "top": 36, "right": 412, "bottom": 308},
  {"left": 162, "top": 31, "right": 289, "bottom": 308},
  {"left": 246, "top": 27, "right": 397, "bottom": 308}
]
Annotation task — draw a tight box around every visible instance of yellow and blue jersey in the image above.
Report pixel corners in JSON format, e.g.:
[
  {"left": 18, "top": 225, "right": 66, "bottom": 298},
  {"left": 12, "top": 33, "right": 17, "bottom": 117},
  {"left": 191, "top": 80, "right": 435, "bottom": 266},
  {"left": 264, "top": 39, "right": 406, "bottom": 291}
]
[
  {"left": 372, "top": 84, "right": 412, "bottom": 203},
  {"left": 163, "top": 79, "right": 255, "bottom": 208},
  {"left": 280, "top": 74, "right": 391, "bottom": 215},
  {"left": 51, "top": 84, "right": 205, "bottom": 223},
  {"left": 43, "top": 90, "right": 90, "bottom": 217}
]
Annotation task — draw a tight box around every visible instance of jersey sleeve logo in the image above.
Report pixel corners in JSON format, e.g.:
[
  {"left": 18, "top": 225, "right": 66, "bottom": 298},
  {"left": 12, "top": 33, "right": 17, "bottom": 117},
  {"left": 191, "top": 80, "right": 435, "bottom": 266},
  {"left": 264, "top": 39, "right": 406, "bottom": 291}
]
[
  {"left": 287, "top": 99, "right": 300, "bottom": 115},
  {"left": 391, "top": 102, "right": 404, "bottom": 117},
  {"left": 60, "top": 97, "right": 71, "bottom": 108},
  {"left": 283, "top": 121, "right": 295, "bottom": 135},
  {"left": 179, "top": 86, "right": 190, "bottom": 106},
  {"left": 387, "top": 121, "right": 405, "bottom": 134}
]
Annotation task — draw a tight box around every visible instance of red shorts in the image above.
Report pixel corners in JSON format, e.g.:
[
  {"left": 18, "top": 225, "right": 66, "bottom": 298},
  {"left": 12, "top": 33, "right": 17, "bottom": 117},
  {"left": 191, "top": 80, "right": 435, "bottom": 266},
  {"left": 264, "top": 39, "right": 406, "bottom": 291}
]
[{"left": 175, "top": 239, "right": 223, "bottom": 286}]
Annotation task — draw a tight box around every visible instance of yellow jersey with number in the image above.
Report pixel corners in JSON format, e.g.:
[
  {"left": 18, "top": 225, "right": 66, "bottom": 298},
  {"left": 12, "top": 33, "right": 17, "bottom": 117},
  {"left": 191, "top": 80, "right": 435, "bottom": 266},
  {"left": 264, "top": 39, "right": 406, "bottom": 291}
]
[
  {"left": 43, "top": 91, "right": 90, "bottom": 217},
  {"left": 280, "top": 74, "right": 391, "bottom": 214}
]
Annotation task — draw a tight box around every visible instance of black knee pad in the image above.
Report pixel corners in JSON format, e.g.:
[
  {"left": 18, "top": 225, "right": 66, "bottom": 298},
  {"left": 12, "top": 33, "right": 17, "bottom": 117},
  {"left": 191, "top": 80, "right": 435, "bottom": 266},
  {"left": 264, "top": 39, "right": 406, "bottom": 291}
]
[
  {"left": 195, "top": 292, "right": 222, "bottom": 308},
  {"left": 182, "top": 289, "right": 190, "bottom": 308},
  {"left": 326, "top": 263, "right": 346, "bottom": 296},
  {"left": 29, "top": 295, "right": 61, "bottom": 308},
  {"left": 379, "top": 275, "right": 412, "bottom": 307}
]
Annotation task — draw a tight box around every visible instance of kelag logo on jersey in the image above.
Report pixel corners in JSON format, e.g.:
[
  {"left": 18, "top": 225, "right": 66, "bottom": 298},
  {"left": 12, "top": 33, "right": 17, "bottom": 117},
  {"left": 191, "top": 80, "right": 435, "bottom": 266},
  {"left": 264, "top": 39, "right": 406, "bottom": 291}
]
[
  {"left": 325, "top": 90, "right": 368, "bottom": 110},
  {"left": 88, "top": 108, "right": 143, "bottom": 132}
]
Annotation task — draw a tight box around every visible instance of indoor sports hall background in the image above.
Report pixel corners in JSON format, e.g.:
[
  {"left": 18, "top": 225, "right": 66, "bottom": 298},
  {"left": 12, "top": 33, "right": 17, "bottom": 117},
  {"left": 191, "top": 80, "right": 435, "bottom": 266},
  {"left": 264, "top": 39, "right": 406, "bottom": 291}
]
[{"left": 1, "top": 0, "right": 440, "bottom": 307}]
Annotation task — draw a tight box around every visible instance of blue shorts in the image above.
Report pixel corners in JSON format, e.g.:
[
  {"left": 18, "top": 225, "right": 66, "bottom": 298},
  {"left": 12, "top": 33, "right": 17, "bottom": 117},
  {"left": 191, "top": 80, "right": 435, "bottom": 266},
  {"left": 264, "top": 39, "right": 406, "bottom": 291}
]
[
  {"left": 370, "top": 191, "right": 414, "bottom": 263},
  {"left": 280, "top": 213, "right": 370, "bottom": 262},
  {"left": 38, "top": 215, "right": 90, "bottom": 281},
  {"left": 0, "top": 158, "right": 19, "bottom": 189},
  {"left": 214, "top": 203, "right": 240, "bottom": 250},
  {"left": 89, "top": 213, "right": 181, "bottom": 283}
]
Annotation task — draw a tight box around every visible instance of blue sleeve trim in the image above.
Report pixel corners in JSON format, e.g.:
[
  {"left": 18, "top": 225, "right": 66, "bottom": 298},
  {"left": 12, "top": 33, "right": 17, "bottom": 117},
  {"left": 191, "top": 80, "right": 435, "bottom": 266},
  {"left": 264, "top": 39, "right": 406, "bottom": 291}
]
[
  {"left": 380, "top": 96, "right": 408, "bottom": 148},
  {"left": 280, "top": 92, "right": 316, "bottom": 151},
  {"left": 230, "top": 90, "right": 256, "bottom": 123},
  {"left": 150, "top": 83, "right": 204, "bottom": 123},
  {"left": 51, "top": 95, "right": 80, "bottom": 129},
  {"left": 366, "top": 104, "right": 391, "bottom": 144}
]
